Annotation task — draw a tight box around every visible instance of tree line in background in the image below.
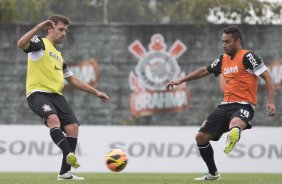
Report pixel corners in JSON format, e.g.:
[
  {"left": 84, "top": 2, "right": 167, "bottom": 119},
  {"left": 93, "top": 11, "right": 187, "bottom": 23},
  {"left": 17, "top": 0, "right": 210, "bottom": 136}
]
[{"left": 0, "top": 0, "right": 281, "bottom": 24}]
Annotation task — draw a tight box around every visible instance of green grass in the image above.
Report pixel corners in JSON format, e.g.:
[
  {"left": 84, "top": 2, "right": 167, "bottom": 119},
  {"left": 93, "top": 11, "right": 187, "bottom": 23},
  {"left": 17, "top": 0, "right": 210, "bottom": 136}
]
[{"left": 0, "top": 173, "right": 281, "bottom": 184}]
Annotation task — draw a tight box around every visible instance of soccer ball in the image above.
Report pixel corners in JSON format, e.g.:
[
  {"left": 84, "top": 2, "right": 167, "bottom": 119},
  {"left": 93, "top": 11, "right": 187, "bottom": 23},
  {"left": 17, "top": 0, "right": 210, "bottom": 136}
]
[{"left": 105, "top": 149, "right": 128, "bottom": 172}]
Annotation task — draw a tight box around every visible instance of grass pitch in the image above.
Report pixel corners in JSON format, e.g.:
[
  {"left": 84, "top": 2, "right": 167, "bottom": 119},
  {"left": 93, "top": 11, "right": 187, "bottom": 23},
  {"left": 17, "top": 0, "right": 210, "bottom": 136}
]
[{"left": 0, "top": 173, "right": 281, "bottom": 184}]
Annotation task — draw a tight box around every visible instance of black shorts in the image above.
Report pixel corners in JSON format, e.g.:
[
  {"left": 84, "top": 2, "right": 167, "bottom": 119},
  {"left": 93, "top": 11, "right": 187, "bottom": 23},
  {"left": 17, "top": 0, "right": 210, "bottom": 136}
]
[
  {"left": 199, "top": 103, "right": 254, "bottom": 141},
  {"left": 27, "top": 92, "right": 79, "bottom": 128}
]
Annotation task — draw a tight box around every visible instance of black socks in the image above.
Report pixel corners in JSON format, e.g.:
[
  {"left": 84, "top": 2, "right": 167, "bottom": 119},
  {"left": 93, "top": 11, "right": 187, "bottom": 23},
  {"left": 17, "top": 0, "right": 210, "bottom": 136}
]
[
  {"left": 50, "top": 127, "right": 72, "bottom": 156},
  {"left": 197, "top": 143, "right": 217, "bottom": 176},
  {"left": 50, "top": 127, "right": 74, "bottom": 175},
  {"left": 60, "top": 137, "right": 78, "bottom": 175}
]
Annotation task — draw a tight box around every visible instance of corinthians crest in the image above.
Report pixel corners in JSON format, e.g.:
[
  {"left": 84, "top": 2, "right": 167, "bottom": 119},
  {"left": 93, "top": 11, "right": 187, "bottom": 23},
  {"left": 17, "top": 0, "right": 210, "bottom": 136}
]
[{"left": 128, "top": 33, "right": 190, "bottom": 117}]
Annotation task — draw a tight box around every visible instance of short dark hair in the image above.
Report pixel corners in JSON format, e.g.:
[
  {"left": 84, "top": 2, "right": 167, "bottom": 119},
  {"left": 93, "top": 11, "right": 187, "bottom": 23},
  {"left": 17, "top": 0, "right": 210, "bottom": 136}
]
[
  {"left": 48, "top": 15, "right": 70, "bottom": 25},
  {"left": 223, "top": 25, "right": 242, "bottom": 42}
]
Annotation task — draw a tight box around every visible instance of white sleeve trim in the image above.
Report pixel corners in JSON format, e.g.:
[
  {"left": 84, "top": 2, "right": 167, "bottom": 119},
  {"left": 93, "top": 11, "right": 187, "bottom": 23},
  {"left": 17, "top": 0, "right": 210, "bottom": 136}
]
[
  {"left": 28, "top": 49, "right": 44, "bottom": 61},
  {"left": 64, "top": 70, "right": 73, "bottom": 78},
  {"left": 254, "top": 65, "right": 268, "bottom": 76}
]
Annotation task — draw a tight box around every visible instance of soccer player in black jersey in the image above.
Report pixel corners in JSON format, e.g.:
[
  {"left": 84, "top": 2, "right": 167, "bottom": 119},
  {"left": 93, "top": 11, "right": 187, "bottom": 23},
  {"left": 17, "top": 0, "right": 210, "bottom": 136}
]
[{"left": 17, "top": 15, "right": 109, "bottom": 180}]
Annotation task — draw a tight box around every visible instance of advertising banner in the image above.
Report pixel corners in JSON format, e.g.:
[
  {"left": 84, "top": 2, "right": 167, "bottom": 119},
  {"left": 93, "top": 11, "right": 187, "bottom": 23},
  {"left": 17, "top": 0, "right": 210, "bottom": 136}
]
[{"left": 0, "top": 125, "right": 281, "bottom": 173}]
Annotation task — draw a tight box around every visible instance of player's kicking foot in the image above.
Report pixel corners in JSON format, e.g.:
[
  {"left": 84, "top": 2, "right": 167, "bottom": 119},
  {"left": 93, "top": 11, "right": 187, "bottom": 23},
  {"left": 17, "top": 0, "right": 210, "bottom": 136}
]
[
  {"left": 66, "top": 152, "right": 80, "bottom": 169},
  {"left": 224, "top": 127, "right": 240, "bottom": 154},
  {"left": 194, "top": 171, "right": 220, "bottom": 180},
  {"left": 57, "top": 171, "right": 85, "bottom": 180}
]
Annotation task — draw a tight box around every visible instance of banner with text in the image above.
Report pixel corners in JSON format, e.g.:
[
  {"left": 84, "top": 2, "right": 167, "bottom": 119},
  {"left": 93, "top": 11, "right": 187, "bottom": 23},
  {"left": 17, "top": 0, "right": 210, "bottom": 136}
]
[{"left": 0, "top": 125, "right": 281, "bottom": 173}]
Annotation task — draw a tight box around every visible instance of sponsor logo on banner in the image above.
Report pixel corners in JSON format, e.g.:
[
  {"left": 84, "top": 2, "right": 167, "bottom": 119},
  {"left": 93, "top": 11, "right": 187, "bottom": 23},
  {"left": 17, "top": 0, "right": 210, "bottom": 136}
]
[
  {"left": 108, "top": 142, "right": 282, "bottom": 159},
  {"left": 128, "top": 33, "right": 190, "bottom": 117},
  {"left": 65, "top": 58, "right": 99, "bottom": 88},
  {"left": 0, "top": 140, "right": 82, "bottom": 156}
]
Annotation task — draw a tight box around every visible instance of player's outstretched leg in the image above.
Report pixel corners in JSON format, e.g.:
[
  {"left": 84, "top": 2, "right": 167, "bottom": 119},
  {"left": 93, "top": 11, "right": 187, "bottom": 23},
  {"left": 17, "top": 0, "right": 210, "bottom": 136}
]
[{"left": 224, "top": 127, "right": 241, "bottom": 154}]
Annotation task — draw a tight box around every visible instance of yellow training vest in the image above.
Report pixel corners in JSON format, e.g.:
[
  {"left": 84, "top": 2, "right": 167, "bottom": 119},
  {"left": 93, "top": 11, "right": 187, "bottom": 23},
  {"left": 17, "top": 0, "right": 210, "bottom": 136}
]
[{"left": 26, "top": 38, "right": 64, "bottom": 96}]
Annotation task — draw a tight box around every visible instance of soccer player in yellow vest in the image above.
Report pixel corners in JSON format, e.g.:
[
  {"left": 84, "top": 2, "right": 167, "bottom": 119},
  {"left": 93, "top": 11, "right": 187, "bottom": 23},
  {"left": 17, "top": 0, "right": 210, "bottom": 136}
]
[
  {"left": 17, "top": 15, "right": 109, "bottom": 180},
  {"left": 166, "top": 25, "right": 276, "bottom": 180}
]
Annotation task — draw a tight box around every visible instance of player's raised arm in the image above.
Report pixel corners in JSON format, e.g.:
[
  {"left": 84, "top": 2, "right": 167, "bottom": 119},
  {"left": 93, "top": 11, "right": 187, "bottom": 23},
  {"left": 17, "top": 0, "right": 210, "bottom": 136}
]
[
  {"left": 17, "top": 20, "right": 55, "bottom": 50},
  {"left": 166, "top": 67, "right": 210, "bottom": 90}
]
